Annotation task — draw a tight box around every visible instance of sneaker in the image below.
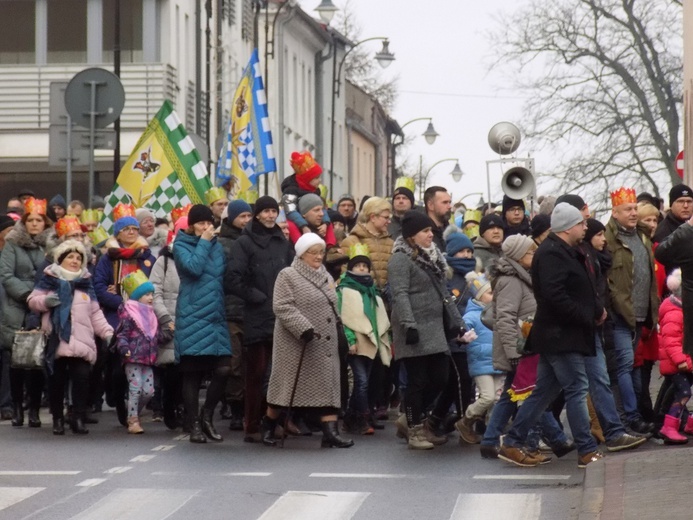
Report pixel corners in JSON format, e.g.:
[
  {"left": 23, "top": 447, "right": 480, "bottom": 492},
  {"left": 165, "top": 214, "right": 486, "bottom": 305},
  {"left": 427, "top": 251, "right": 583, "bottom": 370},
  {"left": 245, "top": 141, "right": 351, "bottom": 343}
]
[
  {"left": 526, "top": 450, "right": 553, "bottom": 464},
  {"left": 127, "top": 417, "right": 144, "bottom": 434},
  {"left": 537, "top": 440, "right": 552, "bottom": 453},
  {"left": 395, "top": 414, "right": 408, "bottom": 440},
  {"left": 152, "top": 411, "right": 164, "bottom": 422},
  {"left": 479, "top": 444, "right": 499, "bottom": 459},
  {"left": 498, "top": 444, "right": 541, "bottom": 467},
  {"left": 605, "top": 432, "right": 648, "bottom": 452},
  {"left": 629, "top": 419, "right": 655, "bottom": 435},
  {"left": 577, "top": 450, "right": 604, "bottom": 468}
]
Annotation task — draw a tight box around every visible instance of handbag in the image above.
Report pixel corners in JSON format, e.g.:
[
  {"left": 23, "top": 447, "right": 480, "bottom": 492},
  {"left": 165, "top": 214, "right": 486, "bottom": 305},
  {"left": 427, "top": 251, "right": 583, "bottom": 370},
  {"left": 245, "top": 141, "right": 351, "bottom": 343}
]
[
  {"left": 423, "top": 270, "right": 462, "bottom": 341},
  {"left": 11, "top": 329, "right": 47, "bottom": 369},
  {"left": 480, "top": 301, "right": 496, "bottom": 330}
]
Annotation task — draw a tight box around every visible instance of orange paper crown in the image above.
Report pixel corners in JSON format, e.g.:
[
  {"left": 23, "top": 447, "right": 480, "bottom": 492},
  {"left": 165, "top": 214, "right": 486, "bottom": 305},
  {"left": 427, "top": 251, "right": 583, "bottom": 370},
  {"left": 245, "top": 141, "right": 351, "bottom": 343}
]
[
  {"left": 55, "top": 216, "right": 83, "bottom": 238},
  {"left": 113, "top": 202, "right": 136, "bottom": 221},
  {"left": 23, "top": 197, "right": 47, "bottom": 216},
  {"left": 290, "top": 151, "right": 322, "bottom": 180},
  {"left": 610, "top": 187, "right": 637, "bottom": 207},
  {"left": 171, "top": 204, "right": 192, "bottom": 224}
]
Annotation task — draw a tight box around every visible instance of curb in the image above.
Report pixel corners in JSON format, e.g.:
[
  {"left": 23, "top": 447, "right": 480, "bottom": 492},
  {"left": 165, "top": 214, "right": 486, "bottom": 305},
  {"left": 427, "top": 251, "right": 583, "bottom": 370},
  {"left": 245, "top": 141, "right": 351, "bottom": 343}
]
[{"left": 578, "top": 458, "right": 605, "bottom": 520}]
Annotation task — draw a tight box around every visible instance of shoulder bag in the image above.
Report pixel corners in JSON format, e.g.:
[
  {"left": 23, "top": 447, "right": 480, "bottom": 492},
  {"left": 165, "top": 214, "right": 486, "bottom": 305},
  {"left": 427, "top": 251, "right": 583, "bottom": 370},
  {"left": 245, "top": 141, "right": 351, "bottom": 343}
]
[
  {"left": 11, "top": 328, "right": 47, "bottom": 370},
  {"left": 423, "top": 270, "right": 462, "bottom": 341}
]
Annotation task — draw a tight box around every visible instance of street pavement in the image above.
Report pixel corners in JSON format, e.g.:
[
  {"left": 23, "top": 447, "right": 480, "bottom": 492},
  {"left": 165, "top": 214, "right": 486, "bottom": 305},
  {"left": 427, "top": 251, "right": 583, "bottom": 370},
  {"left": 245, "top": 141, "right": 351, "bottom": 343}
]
[{"left": 0, "top": 407, "right": 592, "bottom": 520}]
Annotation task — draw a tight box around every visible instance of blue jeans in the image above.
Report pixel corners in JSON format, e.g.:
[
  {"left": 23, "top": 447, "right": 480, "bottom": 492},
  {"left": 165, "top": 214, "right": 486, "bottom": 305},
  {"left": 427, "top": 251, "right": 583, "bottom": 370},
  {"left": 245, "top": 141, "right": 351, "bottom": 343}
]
[
  {"left": 504, "top": 353, "right": 597, "bottom": 456},
  {"left": 347, "top": 355, "right": 373, "bottom": 414},
  {"left": 612, "top": 315, "right": 642, "bottom": 423},
  {"left": 584, "top": 333, "right": 626, "bottom": 441}
]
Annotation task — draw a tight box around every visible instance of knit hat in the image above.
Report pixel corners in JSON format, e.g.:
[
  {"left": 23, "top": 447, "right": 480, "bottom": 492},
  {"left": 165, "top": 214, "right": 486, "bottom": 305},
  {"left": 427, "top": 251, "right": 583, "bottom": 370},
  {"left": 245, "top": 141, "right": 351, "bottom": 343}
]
[
  {"left": 584, "top": 218, "right": 606, "bottom": 244},
  {"left": 401, "top": 210, "right": 434, "bottom": 239},
  {"left": 337, "top": 194, "right": 356, "bottom": 207},
  {"left": 502, "top": 234, "right": 535, "bottom": 261},
  {"left": 90, "top": 195, "right": 106, "bottom": 210},
  {"left": 551, "top": 202, "right": 584, "bottom": 233},
  {"left": 53, "top": 239, "right": 87, "bottom": 270},
  {"left": 113, "top": 216, "right": 139, "bottom": 236},
  {"left": 393, "top": 187, "right": 415, "bottom": 207},
  {"left": 226, "top": 199, "right": 252, "bottom": 224},
  {"left": 502, "top": 195, "right": 525, "bottom": 215},
  {"left": 294, "top": 232, "right": 325, "bottom": 258},
  {"left": 122, "top": 270, "right": 155, "bottom": 301},
  {"left": 444, "top": 226, "right": 474, "bottom": 255},
  {"left": 187, "top": 204, "right": 214, "bottom": 226},
  {"left": 0, "top": 215, "right": 15, "bottom": 233},
  {"left": 465, "top": 271, "right": 491, "bottom": 300},
  {"left": 347, "top": 243, "right": 371, "bottom": 271},
  {"left": 479, "top": 213, "right": 504, "bottom": 236},
  {"left": 298, "top": 193, "right": 324, "bottom": 216},
  {"left": 49, "top": 194, "right": 67, "bottom": 210},
  {"left": 18, "top": 188, "right": 35, "bottom": 199},
  {"left": 556, "top": 194, "right": 586, "bottom": 212},
  {"left": 669, "top": 184, "right": 693, "bottom": 207},
  {"left": 327, "top": 208, "right": 345, "bottom": 225},
  {"left": 253, "top": 196, "right": 280, "bottom": 217},
  {"left": 668, "top": 268, "right": 682, "bottom": 296},
  {"left": 290, "top": 151, "right": 322, "bottom": 190},
  {"left": 637, "top": 192, "right": 660, "bottom": 209},
  {"left": 530, "top": 214, "right": 551, "bottom": 239},
  {"left": 135, "top": 208, "right": 155, "bottom": 225}
]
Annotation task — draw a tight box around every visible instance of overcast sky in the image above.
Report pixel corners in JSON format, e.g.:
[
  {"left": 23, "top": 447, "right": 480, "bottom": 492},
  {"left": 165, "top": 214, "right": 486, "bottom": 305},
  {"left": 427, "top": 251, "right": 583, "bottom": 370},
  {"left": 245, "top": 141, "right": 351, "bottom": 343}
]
[{"left": 298, "top": 0, "right": 531, "bottom": 205}]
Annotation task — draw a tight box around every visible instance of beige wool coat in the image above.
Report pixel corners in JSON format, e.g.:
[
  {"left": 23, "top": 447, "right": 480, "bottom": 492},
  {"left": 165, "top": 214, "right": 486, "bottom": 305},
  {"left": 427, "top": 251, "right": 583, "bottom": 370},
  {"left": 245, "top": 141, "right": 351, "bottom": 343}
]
[
  {"left": 340, "top": 223, "right": 394, "bottom": 289},
  {"left": 267, "top": 257, "right": 341, "bottom": 408}
]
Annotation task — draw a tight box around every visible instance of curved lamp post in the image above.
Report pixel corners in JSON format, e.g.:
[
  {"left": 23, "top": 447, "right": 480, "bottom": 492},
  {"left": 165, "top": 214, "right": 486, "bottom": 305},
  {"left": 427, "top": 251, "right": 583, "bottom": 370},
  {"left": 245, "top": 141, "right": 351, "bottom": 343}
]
[
  {"left": 419, "top": 157, "right": 461, "bottom": 200},
  {"left": 388, "top": 117, "right": 438, "bottom": 193}
]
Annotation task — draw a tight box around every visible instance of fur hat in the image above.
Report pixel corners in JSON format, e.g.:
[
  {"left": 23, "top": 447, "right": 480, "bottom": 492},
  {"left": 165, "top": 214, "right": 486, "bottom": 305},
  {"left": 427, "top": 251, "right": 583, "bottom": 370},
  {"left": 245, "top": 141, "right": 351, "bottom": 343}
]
[
  {"left": 294, "top": 232, "right": 325, "bottom": 258},
  {"left": 667, "top": 268, "right": 682, "bottom": 296},
  {"left": 53, "top": 239, "right": 87, "bottom": 270}
]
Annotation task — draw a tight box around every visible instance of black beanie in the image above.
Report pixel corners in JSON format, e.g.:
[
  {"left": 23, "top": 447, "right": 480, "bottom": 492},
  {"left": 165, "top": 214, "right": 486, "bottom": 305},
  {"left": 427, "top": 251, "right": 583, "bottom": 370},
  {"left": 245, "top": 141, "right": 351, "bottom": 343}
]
[
  {"left": 401, "top": 210, "right": 434, "bottom": 239},
  {"left": 556, "top": 194, "right": 586, "bottom": 212},
  {"left": 253, "top": 196, "right": 279, "bottom": 217},
  {"left": 502, "top": 195, "right": 525, "bottom": 215},
  {"left": 669, "top": 184, "right": 693, "bottom": 207},
  {"left": 347, "top": 255, "right": 371, "bottom": 271},
  {"left": 187, "top": 204, "right": 214, "bottom": 226},
  {"left": 327, "top": 208, "right": 345, "bottom": 225},
  {"left": 393, "top": 187, "right": 415, "bottom": 207},
  {"left": 0, "top": 215, "right": 15, "bottom": 233},
  {"left": 584, "top": 218, "right": 606, "bottom": 244},
  {"left": 479, "top": 213, "right": 504, "bottom": 236},
  {"left": 530, "top": 214, "right": 551, "bottom": 239}
]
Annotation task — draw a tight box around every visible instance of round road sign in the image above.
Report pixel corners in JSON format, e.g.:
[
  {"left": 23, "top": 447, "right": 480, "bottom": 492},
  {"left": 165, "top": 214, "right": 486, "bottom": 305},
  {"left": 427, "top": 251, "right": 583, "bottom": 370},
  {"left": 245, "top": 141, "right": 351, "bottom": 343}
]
[{"left": 64, "top": 67, "right": 125, "bottom": 129}]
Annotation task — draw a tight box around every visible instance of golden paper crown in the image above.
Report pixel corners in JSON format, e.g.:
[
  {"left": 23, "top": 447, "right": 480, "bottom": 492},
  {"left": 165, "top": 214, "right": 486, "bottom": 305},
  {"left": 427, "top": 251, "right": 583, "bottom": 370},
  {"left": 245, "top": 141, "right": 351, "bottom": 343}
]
[
  {"left": 395, "top": 176, "right": 416, "bottom": 193},
  {"left": 318, "top": 184, "right": 329, "bottom": 201},
  {"left": 348, "top": 243, "right": 371, "bottom": 260},
  {"left": 205, "top": 187, "right": 227, "bottom": 205},
  {"left": 171, "top": 204, "right": 192, "bottom": 224},
  {"left": 23, "top": 197, "right": 47, "bottom": 216},
  {"left": 89, "top": 227, "right": 109, "bottom": 246},
  {"left": 290, "top": 151, "right": 322, "bottom": 179},
  {"left": 55, "top": 216, "right": 83, "bottom": 238},
  {"left": 122, "top": 270, "right": 150, "bottom": 297},
  {"left": 610, "top": 187, "right": 637, "bottom": 207},
  {"left": 237, "top": 189, "right": 259, "bottom": 204},
  {"left": 463, "top": 224, "right": 480, "bottom": 239},
  {"left": 463, "top": 209, "right": 482, "bottom": 225},
  {"left": 113, "top": 203, "right": 136, "bottom": 221},
  {"left": 80, "top": 209, "right": 100, "bottom": 224}
]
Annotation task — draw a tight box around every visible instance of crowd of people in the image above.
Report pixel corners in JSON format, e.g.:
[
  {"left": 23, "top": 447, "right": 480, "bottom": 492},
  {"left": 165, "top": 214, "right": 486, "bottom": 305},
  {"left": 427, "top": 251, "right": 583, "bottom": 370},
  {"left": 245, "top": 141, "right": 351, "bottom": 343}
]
[{"left": 2, "top": 155, "right": 693, "bottom": 467}]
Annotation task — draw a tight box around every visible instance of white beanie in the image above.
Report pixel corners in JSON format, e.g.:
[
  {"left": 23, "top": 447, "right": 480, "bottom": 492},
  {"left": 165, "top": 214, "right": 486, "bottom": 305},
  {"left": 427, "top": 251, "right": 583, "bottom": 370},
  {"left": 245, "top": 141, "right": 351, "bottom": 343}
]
[
  {"left": 295, "top": 232, "right": 326, "bottom": 258},
  {"left": 551, "top": 202, "right": 584, "bottom": 233},
  {"left": 667, "top": 268, "right": 682, "bottom": 296}
]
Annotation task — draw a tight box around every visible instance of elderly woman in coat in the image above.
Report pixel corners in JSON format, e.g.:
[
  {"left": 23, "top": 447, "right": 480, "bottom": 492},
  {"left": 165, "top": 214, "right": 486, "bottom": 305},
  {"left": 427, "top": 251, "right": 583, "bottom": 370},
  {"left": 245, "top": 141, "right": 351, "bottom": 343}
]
[
  {"left": 261, "top": 233, "right": 354, "bottom": 449},
  {"left": 388, "top": 210, "right": 464, "bottom": 450},
  {"left": 174, "top": 205, "right": 232, "bottom": 444}
]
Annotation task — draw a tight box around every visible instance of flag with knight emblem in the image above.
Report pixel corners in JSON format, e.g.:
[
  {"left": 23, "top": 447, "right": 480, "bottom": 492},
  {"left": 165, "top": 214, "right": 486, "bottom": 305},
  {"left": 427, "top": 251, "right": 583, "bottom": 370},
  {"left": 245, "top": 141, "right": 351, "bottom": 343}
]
[
  {"left": 100, "top": 100, "right": 212, "bottom": 233},
  {"left": 216, "top": 49, "right": 276, "bottom": 194}
]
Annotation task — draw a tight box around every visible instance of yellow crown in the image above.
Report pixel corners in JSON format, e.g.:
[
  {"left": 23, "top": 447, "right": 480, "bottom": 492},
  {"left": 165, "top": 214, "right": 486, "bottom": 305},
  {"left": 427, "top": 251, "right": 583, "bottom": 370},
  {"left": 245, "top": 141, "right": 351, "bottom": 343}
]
[
  {"left": 610, "top": 187, "right": 637, "bottom": 207},
  {"left": 349, "top": 243, "right": 370, "bottom": 260},
  {"left": 122, "top": 270, "right": 150, "bottom": 297},
  {"left": 89, "top": 227, "right": 109, "bottom": 246},
  {"left": 463, "top": 224, "right": 480, "bottom": 239},
  {"left": 113, "top": 203, "right": 136, "bottom": 221},
  {"left": 463, "top": 209, "right": 482, "bottom": 225},
  {"left": 55, "top": 216, "right": 83, "bottom": 238},
  {"left": 171, "top": 204, "right": 192, "bottom": 224},
  {"left": 395, "top": 176, "right": 416, "bottom": 193},
  {"left": 318, "top": 184, "right": 329, "bottom": 201},
  {"left": 80, "top": 209, "right": 100, "bottom": 225},
  {"left": 205, "top": 187, "right": 228, "bottom": 205},
  {"left": 237, "top": 189, "right": 259, "bottom": 204},
  {"left": 24, "top": 197, "right": 47, "bottom": 216}
]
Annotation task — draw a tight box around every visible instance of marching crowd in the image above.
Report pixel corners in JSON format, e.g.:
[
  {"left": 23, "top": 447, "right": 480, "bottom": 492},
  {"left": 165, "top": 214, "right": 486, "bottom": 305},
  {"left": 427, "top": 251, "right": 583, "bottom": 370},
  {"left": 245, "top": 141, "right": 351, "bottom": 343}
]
[{"left": 2, "top": 151, "right": 693, "bottom": 468}]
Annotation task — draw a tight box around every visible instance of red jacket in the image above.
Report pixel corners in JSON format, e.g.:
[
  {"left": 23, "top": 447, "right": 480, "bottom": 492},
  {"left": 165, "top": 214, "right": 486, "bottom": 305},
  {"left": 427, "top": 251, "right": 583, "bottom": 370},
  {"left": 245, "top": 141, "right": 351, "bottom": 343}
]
[
  {"left": 658, "top": 296, "right": 692, "bottom": 376},
  {"left": 287, "top": 220, "right": 337, "bottom": 248}
]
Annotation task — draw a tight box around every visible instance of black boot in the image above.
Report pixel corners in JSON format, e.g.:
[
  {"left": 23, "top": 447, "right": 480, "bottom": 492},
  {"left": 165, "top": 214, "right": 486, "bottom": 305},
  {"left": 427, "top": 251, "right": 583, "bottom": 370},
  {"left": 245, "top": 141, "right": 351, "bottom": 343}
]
[
  {"left": 200, "top": 408, "right": 223, "bottom": 442},
  {"left": 228, "top": 400, "right": 244, "bottom": 431},
  {"left": 321, "top": 421, "right": 354, "bottom": 448},
  {"left": 115, "top": 398, "right": 128, "bottom": 427},
  {"left": 189, "top": 419, "right": 207, "bottom": 443},
  {"left": 70, "top": 414, "right": 89, "bottom": 434},
  {"left": 11, "top": 404, "right": 24, "bottom": 427},
  {"left": 27, "top": 407, "right": 41, "bottom": 428},
  {"left": 52, "top": 416, "right": 65, "bottom": 436},
  {"left": 261, "top": 416, "right": 278, "bottom": 447},
  {"left": 219, "top": 401, "right": 233, "bottom": 420}
]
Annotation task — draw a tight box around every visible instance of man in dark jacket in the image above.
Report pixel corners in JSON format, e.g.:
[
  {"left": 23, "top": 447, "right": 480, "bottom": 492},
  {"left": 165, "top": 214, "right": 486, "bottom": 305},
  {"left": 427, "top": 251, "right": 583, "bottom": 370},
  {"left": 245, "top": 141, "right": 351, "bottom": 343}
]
[
  {"left": 388, "top": 184, "right": 415, "bottom": 240},
  {"left": 654, "top": 184, "right": 693, "bottom": 272},
  {"left": 423, "top": 186, "right": 451, "bottom": 252},
  {"left": 219, "top": 199, "right": 252, "bottom": 430},
  {"left": 227, "top": 196, "right": 294, "bottom": 443},
  {"left": 501, "top": 195, "right": 530, "bottom": 237},
  {"left": 498, "top": 203, "right": 603, "bottom": 468}
]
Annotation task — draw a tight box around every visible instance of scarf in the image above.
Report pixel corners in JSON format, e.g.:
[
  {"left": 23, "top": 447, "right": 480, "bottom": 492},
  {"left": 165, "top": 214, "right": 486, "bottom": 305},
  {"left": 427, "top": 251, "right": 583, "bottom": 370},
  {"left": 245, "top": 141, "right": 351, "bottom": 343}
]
[
  {"left": 445, "top": 256, "right": 476, "bottom": 277},
  {"left": 392, "top": 235, "right": 448, "bottom": 280},
  {"left": 123, "top": 299, "right": 158, "bottom": 340},
  {"left": 339, "top": 272, "right": 380, "bottom": 344}
]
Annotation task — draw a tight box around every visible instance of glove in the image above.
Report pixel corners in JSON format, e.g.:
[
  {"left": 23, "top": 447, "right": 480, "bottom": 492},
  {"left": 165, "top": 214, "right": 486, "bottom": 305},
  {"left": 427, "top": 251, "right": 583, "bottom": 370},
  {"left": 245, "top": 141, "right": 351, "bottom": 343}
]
[
  {"left": 45, "top": 293, "right": 61, "bottom": 308},
  {"left": 300, "top": 328, "right": 315, "bottom": 344},
  {"left": 460, "top": 329, "right": 478, "bottom": 343},
  {"left": 405, "top": 328, "right": 419, "bottom": 345}
]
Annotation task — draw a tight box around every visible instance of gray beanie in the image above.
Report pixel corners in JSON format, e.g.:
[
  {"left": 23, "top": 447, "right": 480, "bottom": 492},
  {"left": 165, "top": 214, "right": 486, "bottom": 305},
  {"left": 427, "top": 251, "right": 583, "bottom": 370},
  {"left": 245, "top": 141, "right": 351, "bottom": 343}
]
[
  {"left": 551, "top": 202, "right": 584, "bottom": 233},
  {"left": 501, "top": 235, "right": 535, "bottom": 261},
  {"left": 298, "top": 193, "right": 324, "bottom": 215}
]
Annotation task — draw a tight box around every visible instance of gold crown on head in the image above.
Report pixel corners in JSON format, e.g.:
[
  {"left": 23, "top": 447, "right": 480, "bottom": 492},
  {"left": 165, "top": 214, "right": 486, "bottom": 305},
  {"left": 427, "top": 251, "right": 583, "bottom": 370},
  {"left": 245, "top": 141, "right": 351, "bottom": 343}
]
[
  {"left": 610, "top": 187, "right": 637, "bottom": 207},
  {"left": 463, "top": 209, "right": 482, "bottom": 224},
  {"left": 395, "top": 176, "right": 416, "bottom": 193},
  {"left": 122, "top": 270, "right": 150, "bottom": 297},
  {"left": 349, "top": 243, "right": 370, "bottom": 260},
  {"left": 55, "top": 216, "right": 83, "bottom": 238},
  {"left": 113, "top": 203, "right": 136, "bottom": 221},
  {"left": 205, "top": 187, "right": 227, "bottom": 205},
  {"left": 24, "top": 197, "right": 47, "bottom": 216},
  {"left": 171, "top": 204, "right": 192, "bottom": 224},
  {"left": 89, "top": 227, "right": 109, "bottom": 246},
  {"left": 237, "top": 189, "right": 259, "bottom": 204},
  {"left": 80, "top": 209, "right": 100, "bottom": 224},
  {"left": 463, "top": 224, "right": 480, "bottom": 239},
  {"left": 318, "top": 184, "right": 329, "bottom": 201}
]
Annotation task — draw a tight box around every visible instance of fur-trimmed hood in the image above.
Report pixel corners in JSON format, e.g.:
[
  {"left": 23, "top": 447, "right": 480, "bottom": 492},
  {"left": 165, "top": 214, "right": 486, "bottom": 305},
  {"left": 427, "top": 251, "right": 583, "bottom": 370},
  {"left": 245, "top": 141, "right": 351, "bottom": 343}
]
[
  {"left": 51, "top": 239, "right": 88, "bottom": 271},
  {"left": 5, "top": 221, "right": 51, "bottom": 250},
  {"left": 486, "top": 255, "right": 532, "bottom": 288},
  {"left": 392, "top": 235, "right": 448, "bottom": 279}
]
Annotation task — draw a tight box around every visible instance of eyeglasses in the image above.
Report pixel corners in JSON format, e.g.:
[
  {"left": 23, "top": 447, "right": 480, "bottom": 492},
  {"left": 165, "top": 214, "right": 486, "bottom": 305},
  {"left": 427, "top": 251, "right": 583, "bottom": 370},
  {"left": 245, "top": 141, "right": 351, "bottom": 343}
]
[
  {"left": 378, "top": 214, "right": 392, "bottom": 221},
  {"left": 508, "top": 207, "right": 524, "bottom": 213},
  {"left": 305, "top": 249, "right": 326, "bottom": 257},
  {"left": 121, "top": 226, "right": 139, "bottom": 233}
]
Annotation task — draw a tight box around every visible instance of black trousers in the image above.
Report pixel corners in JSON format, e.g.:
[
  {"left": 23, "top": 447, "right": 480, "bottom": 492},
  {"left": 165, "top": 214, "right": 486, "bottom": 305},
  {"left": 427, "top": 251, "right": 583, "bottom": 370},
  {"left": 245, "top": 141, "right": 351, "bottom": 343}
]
[
  {"left": 182, "top": 365, "right": 231, "bottom": 423},
  {"left": 50, "top": 357, "right": 91, "bottom": 417},
  {"left": 10, "top": 367, "right": 43, "bottom": 410},
  {"left": 403, "top": 352, "right": 450, "bottom": 427},
  {"left": 431, "top": 352, "right": 474, "bottom": 419}
]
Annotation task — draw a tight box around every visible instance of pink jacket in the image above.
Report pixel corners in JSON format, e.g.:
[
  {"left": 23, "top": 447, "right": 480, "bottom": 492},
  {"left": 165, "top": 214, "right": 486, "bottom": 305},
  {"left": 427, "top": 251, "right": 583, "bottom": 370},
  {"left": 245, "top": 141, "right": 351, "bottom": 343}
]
[
  {"left": 28, "top": 268, "right": 113, "bottom": 365},
  {"left": 658, "top": 296, "right": 692, "bottom": 376}
]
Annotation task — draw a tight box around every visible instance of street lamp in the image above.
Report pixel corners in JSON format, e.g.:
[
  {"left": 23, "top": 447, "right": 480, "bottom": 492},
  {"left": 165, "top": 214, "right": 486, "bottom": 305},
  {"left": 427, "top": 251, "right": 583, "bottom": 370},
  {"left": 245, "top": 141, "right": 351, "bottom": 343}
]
[
  {"left": 423, "top": 121, "right": 439, "bottom": 145},
  {"left": 419, "top": 157, "right": 459, "bottom": 200},
  {"left": 315, "top": 0, "right": 338, "bottom": 24},
  {"left": 388, "top": 117, "right": 438, "bottom": 194},
  {"left": 450, "top": 162, "right": 464, "bottom": 182}
]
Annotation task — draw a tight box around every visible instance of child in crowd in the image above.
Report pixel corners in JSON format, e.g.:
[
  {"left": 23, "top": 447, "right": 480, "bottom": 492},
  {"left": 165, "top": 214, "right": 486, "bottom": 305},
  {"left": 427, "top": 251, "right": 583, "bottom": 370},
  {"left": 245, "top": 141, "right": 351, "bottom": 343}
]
[
  {"left": 280, "top": 151, "right": 330, "bottom": 232},
  {"left": 116, "top": 270, "right": 173, "bottom": 434}
]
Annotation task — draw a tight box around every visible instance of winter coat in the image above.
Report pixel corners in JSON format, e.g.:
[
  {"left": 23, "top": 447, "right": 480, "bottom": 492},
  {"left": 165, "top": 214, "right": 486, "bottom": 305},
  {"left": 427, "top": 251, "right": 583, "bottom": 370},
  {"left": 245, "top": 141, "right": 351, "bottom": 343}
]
[
  {"left": 227, "top": 220, "right": 294, "bottom": 346},
  {"left": 267, "top": 258, "right": 341, "bottom": 408},
  {"left": 526, "top": 233, "right": 598, "bottom": 357},
  {"left": 487, "top": 256, "right": 536, "bottom": 372},
  {"left": 605, "top": 218, "right": 659, "bottom": 329},
  {"left": 173, "top": 230, "right": 231, "bottom": 360},
  {"left": 217, "top": 220, "right": 245, "bottom": 323},
  {"left": 28, "top": 265, "right": 112, "bottom": 364},
  {"left": 503, "top": 216, "right": 531, "bottom": 237},
  {"left": 0, "top": 223, "right": 51, "bottom": 350},
  {"left": 387, "top": 236, "right": 462, "bottom": 360},
  {"left": 463, "top": 299, "right": 502, "bottom": 377},
  {"left": 149, "top": 245, "right": 179, "bottom": 362},
  {"left": 655, "top": 224, "right": 693, "bottom": 356},
  {"left": 658, "top": 296, "right": 692, "bottom": 376},
  {"left": 339, "top": 222, "right": 394, "bottom": 289},
  {"left": 93, "top": 236, "right": 156, "bottom": 329},
  {"left": 388, "top": 214, "right": 403, "bottom": 240},
  {"left": 116, "top": 302, "right": 172, "bottom": 366},
  {"left": 448, "top": 269, "right": 473, "bottom": 354},
  {"left": 654, "top": 211, "right": 686, "bottom": 246},
  {"left": 473, "top": 236, "right": 502, "bottom": 273}
]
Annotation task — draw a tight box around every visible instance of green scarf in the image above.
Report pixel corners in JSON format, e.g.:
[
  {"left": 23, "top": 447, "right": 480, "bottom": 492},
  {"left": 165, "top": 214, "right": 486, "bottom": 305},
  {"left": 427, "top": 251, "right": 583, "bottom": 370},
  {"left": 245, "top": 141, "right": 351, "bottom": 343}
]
[{"left": 338, "top": 272, "right": 381, "bottom": 345}]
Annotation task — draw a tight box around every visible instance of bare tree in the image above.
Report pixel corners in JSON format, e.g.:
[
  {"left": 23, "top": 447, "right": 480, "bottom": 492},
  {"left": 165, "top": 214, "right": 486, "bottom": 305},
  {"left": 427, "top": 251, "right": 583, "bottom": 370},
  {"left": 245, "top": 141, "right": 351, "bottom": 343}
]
[{"left": 489, "top": 0, "right": 682, "bottom": 207}]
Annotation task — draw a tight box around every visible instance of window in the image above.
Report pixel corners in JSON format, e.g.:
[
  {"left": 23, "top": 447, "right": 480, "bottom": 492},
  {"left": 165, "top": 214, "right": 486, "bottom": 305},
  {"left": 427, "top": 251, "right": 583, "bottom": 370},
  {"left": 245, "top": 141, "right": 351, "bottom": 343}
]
[
  {"left": 103, "top": 0, "right": 143, "bottom": 63},
  {"left": 47, "top": 0, "right": 87, "bottom": 63},
  {"left": 0, "top": 0, "right": 35, "bottom": 64}
]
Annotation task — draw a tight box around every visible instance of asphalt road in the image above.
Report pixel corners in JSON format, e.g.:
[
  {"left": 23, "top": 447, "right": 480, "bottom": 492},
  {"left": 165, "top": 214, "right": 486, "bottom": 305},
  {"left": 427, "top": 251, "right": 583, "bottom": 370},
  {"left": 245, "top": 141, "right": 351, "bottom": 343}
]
[{"left": 0, "top": 408, "right": 588, "bottom": 520}]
